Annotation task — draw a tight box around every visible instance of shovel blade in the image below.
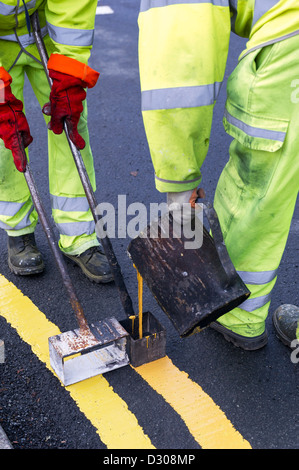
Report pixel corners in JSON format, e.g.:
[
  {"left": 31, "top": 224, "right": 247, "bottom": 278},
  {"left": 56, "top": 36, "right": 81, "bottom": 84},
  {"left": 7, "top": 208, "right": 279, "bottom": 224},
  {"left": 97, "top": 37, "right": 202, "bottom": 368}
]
[
  {"left": 127, "top": 215, "right": 250, "bottom": 338},
  {"left": 49, "top": 317, "right": 130, "bottom": 386}
]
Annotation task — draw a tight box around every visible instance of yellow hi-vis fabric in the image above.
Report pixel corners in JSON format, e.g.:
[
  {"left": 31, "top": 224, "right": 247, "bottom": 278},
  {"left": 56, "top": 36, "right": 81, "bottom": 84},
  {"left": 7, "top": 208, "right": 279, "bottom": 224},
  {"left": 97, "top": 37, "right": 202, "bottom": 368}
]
[
  {"left": 138, "top": 0, "right": 299, "bottom": 192},
  {"left": 0, "top": 37, "right": 98, "bottom": 255},
  {"left": 0, "top": 0, "right": 98, "bottom": 70},
  {"left": 139, "top": 1, "right": 231, "bottom": 193},
  {"left": 138, "top": 1, "right": 299, "bottom": 337},
  {"left": 232, "top": 0, "right": 299, "bottom": 59},
  {"left": 214, "top": 36, "right": 299, "bottom": 337}
]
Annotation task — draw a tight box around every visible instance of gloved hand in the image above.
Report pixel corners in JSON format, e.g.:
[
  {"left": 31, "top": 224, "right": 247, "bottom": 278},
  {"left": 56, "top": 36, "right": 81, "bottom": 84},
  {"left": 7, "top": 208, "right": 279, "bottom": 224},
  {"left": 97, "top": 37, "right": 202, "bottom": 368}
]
[
  {"left": 42, "top": 54, "right": 100, "bottom": 150},
  {"left": 167, "top": 187, "right": 205, "bottom": 226},
  {"left": 0, "top": 71, "right": 33, "bottom": 172},
  {"left": 42, "top": 70, "right": 87, "bottom": 149}
]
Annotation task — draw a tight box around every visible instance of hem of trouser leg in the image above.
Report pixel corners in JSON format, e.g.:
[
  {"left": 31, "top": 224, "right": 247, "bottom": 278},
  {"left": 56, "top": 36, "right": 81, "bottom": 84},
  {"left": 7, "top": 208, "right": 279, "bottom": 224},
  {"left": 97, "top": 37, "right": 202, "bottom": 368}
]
[
  {"left": 59, "top": 238, "right": 99, "bottom": 256},
  {"left": 155, "top": 179, "right": 201, "bottom": 193},
  {"left": 216, "top": 318, "right": 266, "bottom": 338},
  {"left": 5, "top": 226, "right": 36, "bottom": 237}
]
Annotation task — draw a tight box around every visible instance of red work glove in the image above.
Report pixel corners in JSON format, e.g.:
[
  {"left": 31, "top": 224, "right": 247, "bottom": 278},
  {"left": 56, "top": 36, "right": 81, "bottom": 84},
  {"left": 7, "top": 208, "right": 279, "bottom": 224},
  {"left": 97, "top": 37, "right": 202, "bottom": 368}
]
[
  {"left": 42, "top": 70, "right": 87, "bottom": 150},
  {"left": 189, "top": 187, "right": 206, "bottom": 208},
  {"left": 0, "top": 73, "right": 33, "bottom": 172},
  {"left": 42, "top": 55, "right": 100, "bottom": 150}
]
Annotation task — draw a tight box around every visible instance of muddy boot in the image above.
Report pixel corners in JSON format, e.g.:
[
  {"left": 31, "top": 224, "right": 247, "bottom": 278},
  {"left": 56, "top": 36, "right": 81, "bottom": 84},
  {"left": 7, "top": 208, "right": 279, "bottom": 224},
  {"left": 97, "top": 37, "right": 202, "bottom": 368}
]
[
  {"left": 210, "top": 321, "right": 268, "bottom": 351},
  {"left": 63, "top": 245, "right": 113, "bottom": 284},
  {"left": 272, "top": 304, "right": 299, "bottom": 348},
  {"left": 8, "top": 233, "right": 44, "bottom": 275}
]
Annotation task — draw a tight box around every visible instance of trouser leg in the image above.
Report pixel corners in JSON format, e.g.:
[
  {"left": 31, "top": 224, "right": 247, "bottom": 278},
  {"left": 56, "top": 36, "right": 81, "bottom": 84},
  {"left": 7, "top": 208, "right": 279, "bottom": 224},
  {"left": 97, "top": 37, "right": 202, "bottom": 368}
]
[
  {"left": 24, "top": 39, "right": 99, "bottom": 255},
  {"left": 214, "top": 36, "right": 299, "bottom": 337},
  {"left": 214, "top": 139, "right": 298, "bottom": 337},
  {"left": 0, "top": 58, "right": 38, "bottom": 236},
  {"left": 47, "top": 104, "right": 99, "bottom": 255}
]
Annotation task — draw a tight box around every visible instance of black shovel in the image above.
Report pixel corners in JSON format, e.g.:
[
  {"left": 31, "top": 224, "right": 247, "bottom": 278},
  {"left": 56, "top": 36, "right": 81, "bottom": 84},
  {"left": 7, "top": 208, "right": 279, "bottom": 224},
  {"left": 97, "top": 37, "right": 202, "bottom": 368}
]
[{"left": 127, "top": 199, "right": 251, "bottom": 338}]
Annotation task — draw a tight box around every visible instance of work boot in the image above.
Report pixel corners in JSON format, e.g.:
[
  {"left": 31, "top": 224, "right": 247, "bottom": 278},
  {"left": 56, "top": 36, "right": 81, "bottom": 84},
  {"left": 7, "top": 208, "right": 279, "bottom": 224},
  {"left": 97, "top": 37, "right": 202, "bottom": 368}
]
[
  {"left": 63, "top": 245, "right": 113, "bottom": 284},
  {"left": 210, "top": 321, "right": 268, "bottom": 351},
  {"left": 272, "top": 304, "right": 299, "bottom": 348},
  {"left": 7, "top": 233, "right": 44, "bottom": 275}
]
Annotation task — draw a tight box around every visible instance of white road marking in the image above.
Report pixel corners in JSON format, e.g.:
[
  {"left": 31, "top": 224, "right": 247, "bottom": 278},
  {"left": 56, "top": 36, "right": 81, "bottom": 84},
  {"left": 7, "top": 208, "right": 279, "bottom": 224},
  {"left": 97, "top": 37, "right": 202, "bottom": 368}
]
[{"left": 96, "top": 6, "right": 114, "bottom": 14}]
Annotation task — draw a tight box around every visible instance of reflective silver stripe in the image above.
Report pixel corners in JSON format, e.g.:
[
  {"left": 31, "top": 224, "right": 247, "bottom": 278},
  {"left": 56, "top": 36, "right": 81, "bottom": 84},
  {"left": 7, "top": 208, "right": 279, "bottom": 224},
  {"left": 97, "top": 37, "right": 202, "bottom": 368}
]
[
  {"left": 239, "top": 293, "right": 272, "bottom": 312},
  {"left": 56, "top": 221, "right": 95, "bottom": 237},
  {"left": 140, "top": 0, "right": 229, "bottom": 12},
  {"left": 252, "top": 0, "right": 280, "bottom": 27},
  {"left": 0, "top": 1, "right": 17, "bottom": 15},
  {"left": 142, "top": 82, "right": 222, "bottom": 111},
  {"left": 46, "top": 22, "right": 94, "bottom": 47},
  {"left": 237, "top": 269, "right": 278, "bottom": 285},
  {"left": 0, "top": 0, "right": 37, "bottom": 16},
  {"left": 240, "top": 31, "right": 299, "bottom": 60},
  {"left": 224, "top": 109, "right": 286, "bottom": 142},
  {"left": 0, "top": 201, "right": 25, "bottom": 217},
  {"left": 155, "top": 175, "right": 201, "bottom": 184},
  {"left": 0, "top": 24, "right": 47, "bottom": 46},
  {"left": 51, "top": 195, "right": 90, "bottom": 213},
  {"left": 0, "top": 206, "right": 34, "bottom": 231}
]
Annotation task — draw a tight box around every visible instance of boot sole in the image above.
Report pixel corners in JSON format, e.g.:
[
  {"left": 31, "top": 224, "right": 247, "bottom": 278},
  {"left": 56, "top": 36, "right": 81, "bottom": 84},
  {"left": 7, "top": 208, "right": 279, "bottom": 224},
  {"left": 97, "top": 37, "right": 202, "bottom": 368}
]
[
  {"left": 210, "top": 321, "right": 268, "bottom": 351},
  {"left": 8, "top": 258, "right": 44, "bottom": 276},
  {"left": 63, "top": 253, "right": 114, "bottom": 284}
]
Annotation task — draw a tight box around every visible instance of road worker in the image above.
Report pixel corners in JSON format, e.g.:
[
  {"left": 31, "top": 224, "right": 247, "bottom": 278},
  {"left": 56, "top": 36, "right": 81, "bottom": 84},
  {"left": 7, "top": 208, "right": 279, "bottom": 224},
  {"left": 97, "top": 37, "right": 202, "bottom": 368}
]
[
  {"left": 0, "top": 0, "right": 113, "bottom": 283},
  {"left": 138, "top": 1, "right": 299, "bottom": 349}
]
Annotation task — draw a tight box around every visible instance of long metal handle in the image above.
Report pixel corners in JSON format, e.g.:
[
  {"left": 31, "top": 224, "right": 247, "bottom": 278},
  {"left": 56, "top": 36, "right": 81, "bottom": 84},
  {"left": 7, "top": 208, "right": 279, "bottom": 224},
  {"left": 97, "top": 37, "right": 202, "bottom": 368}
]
[
  {"left": 65, "top": 137, "right": 136, "bottom": 317},
  {"left": 23, "top": 161, "right": 90, "bottom": 333},
  {"left": 31, "top": 11, "right": 135, "bottom": 317}
]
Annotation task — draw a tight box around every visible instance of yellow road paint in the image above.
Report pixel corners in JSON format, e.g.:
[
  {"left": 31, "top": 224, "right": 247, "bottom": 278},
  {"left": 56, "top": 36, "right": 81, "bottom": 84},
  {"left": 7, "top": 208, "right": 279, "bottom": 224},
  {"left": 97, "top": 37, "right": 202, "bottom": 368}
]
[
  {"left": 0, "top": 274, "right": 154, "bottom": 449},
  {"left": 0, "top": 273, "right": 252, "bottom": 449},
  {"left": 134, "top": 357, "right": 252, "bottom": 449}
]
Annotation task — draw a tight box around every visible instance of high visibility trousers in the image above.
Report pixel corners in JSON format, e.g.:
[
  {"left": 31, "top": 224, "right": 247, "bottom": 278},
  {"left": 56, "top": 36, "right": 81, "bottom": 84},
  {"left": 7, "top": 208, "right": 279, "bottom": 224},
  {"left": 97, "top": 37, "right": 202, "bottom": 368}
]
[
  {"left": 0, "top": 37, "right": 98, "bottom": 255},
  {"left": 214, "top": 34, "right": 299, "bottom": 337}
]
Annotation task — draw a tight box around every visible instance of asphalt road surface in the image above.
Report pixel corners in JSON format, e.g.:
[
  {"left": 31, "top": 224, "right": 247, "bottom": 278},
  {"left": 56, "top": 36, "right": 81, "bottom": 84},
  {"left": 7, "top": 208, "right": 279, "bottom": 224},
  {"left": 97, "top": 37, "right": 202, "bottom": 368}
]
[{"left": 0, "top": 0, "right": 298, "bottom": 453}]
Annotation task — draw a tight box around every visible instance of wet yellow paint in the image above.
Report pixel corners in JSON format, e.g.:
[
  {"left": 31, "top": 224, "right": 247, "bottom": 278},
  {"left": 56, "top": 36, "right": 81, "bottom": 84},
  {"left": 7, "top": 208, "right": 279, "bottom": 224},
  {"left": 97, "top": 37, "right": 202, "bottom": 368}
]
[
  {"left": 64, "top": 352, "right": 81, "bottom": 362},
  {"left": 129, "top": 315, "right": 136, "bottom": 335},
  {"left": 0, "top": 274, "right": 154, "bottom": 449},
  {"left": 136, "top": 269, "right": 143, "bottom": 339},
  {"left": 134, "top": 356, "right": 252, "bottom": 449}
]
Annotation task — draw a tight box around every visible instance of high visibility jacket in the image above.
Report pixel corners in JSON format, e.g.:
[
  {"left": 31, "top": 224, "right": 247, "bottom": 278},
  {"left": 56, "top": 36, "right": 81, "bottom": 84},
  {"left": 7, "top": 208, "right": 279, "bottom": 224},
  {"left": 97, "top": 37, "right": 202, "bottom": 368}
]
[
  {"left": 138, "top": 0, "right": 299, "bottom": 193},
  {"left": 0, "top": 0, "right": 98, "bottom": 73}
]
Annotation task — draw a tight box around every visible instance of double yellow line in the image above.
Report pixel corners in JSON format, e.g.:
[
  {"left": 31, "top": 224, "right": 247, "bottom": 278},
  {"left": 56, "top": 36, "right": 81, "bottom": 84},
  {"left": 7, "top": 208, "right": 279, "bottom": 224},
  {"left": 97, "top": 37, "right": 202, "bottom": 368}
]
[{"left": 0, "top": 274, "right": 251, "bottom": 449}]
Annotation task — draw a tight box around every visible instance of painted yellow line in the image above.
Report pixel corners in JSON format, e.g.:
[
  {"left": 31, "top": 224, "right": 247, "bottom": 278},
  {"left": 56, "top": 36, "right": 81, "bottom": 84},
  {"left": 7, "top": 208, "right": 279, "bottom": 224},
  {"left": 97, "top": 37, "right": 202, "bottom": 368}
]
[
  {"left": 134, "top": 357, "right": 252, "bottom": 449},
  {"left": 0, "top": 273, "right": 251, "bottom": 449},
  {"left": 0, "top": 274, "right": 154, "bottom": 449}
]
